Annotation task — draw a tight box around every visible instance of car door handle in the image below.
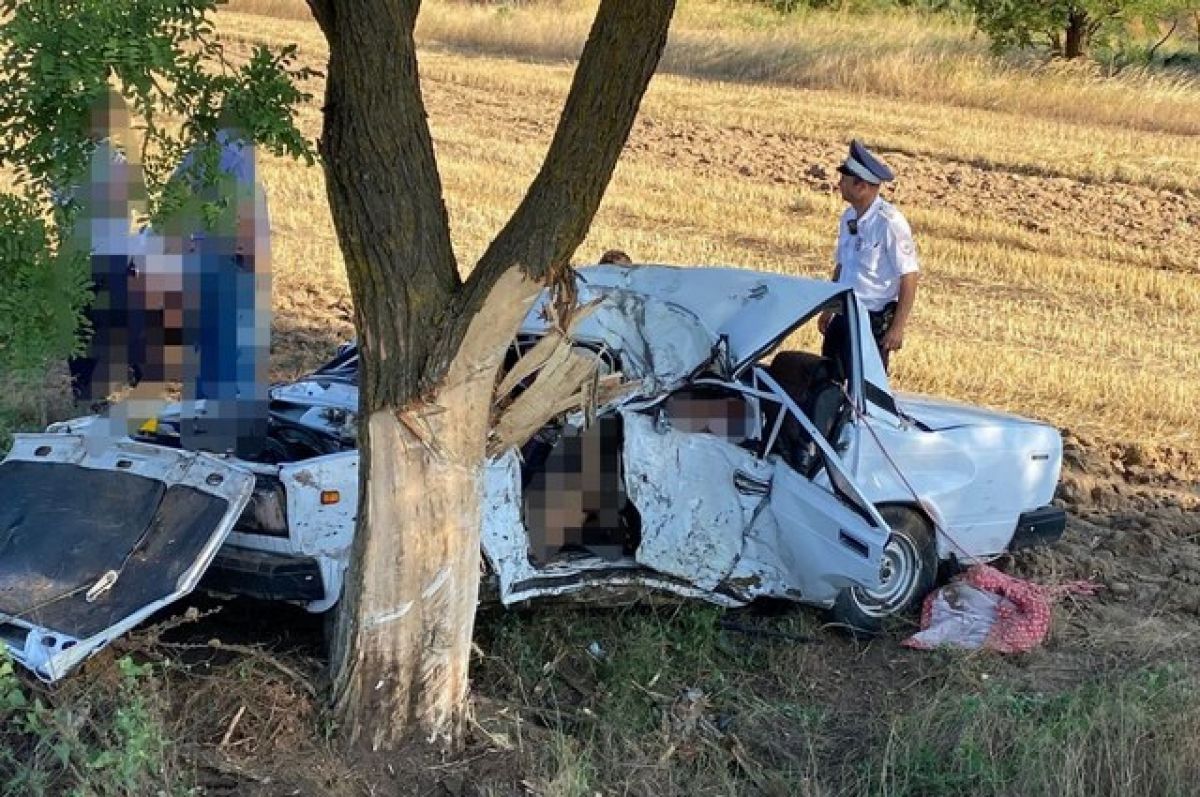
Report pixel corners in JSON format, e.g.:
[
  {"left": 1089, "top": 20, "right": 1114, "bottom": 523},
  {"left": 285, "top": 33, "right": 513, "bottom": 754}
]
[{"left": 733, "top": 469, "right": 770, "bottom": 497}]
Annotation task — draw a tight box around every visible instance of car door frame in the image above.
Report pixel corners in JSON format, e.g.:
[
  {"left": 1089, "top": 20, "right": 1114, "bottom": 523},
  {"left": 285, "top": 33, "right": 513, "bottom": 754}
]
[{"left": 686, "top": 372, "right": 891, "bottom": 599}]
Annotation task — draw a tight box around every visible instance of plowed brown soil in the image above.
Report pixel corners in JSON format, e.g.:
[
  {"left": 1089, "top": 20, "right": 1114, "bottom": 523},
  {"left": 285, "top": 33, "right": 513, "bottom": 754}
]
[{"left": 624, "top": 118, "right": 1200, "bottom": 263}]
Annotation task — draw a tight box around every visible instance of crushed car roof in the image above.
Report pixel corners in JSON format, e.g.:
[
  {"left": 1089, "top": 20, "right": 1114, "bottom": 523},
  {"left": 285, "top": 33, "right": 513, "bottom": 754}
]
[{"left": 519, "top": 265, "right": 847, "bottom": 388}]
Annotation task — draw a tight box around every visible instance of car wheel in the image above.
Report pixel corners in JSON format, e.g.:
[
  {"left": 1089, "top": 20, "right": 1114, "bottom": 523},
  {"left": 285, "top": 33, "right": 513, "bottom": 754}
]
[{"left": 829, "top": 505, "right": 937, "bottom": 635}]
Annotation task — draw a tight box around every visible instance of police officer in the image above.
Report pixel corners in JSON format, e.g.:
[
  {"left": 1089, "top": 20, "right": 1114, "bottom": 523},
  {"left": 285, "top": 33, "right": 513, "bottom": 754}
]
[{"left": 818, "top": 139, "right": 919, "bottom": 374}]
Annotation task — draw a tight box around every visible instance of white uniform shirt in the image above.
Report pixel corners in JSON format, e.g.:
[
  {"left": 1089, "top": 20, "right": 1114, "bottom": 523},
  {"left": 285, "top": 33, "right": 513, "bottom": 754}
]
[{"left": 834, "top": 196, "right": 919, "bottom": 312}]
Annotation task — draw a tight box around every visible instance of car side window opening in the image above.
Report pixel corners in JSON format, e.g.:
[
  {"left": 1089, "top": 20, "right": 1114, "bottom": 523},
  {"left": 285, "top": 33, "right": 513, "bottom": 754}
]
[{"left": 756, "top": 297, "right": 857, "bottom": 472}]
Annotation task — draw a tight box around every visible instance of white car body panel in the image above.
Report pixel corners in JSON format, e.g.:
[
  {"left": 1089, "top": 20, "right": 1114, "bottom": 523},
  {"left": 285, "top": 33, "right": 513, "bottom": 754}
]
[
  {"left": 278, "top": 451, "right": 358, "bottom": 611},
  {"left": 520, "top": 266, "right": 842, "bottom": 382},
  {"left": 851, "top": 401, "right": 1063, "bottom": 560},
  {"left": 281, "top": 452, "right": 360, "bottom": 558},
  {"left": 0, "top": 435, "right": 254, "bottom": 680}
]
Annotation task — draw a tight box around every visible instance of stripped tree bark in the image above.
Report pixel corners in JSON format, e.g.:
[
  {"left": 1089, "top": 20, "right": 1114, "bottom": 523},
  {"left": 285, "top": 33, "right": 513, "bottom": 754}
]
[{"left": 303, "top": 0, "right": 677, "bottom": 750}]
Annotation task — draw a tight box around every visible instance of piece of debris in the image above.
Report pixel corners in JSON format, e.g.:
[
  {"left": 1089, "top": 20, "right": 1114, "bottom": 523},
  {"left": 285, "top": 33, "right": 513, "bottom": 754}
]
[
  {"left": 903, "top": 564, "right": 1100, "bottom": 653},
  {"left": 663, "top": 687, "right": 708, "bottom": 741},
  {"left": 585, "top": 641, "right": 608, "bottom": 662}
]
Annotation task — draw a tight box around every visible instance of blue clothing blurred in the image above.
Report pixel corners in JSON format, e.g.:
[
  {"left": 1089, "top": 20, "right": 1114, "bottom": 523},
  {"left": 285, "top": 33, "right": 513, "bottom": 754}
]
[{"left": 170, "top": 129, "right": 272, "bottom": 458}]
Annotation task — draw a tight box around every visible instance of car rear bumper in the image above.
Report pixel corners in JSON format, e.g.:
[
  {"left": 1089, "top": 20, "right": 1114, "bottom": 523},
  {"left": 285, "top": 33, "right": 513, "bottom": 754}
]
[
  {"left": 1008, "top": 505, "right": 1067, "bottom": 551},
  {"left": 203, "top": 545, "right": 326, "bottom": 603}
]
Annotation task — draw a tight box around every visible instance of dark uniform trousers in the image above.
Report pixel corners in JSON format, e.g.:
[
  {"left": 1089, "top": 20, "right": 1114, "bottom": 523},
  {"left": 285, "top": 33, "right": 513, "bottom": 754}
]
[{"left": 821, "top": 300, "right": 898, "bottom": 377}]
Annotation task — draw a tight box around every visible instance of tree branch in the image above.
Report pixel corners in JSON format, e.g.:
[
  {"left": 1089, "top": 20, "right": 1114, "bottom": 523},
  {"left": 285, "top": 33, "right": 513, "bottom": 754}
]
[
  {"left": 1149, "top": 19, "right": 1179, "bottom": 61},
  {"left": 315, "top": 0, "right": 461, "bottom": 409},
  {"left": 427, "top": 0, "right": 677, "bottom": 387}
]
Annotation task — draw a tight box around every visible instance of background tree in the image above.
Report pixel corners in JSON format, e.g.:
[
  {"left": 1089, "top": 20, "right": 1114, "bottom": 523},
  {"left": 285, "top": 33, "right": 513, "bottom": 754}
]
[{"left": 965, "top": 0, "right": 1197, "bottom": 59}]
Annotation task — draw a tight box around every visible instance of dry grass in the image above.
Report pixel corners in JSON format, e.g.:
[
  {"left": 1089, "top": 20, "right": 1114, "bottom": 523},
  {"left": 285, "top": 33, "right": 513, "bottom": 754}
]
[
  {"left": 227, "top": 0, "right": 1200, "bottom": 138},
  {"left": 207, "top": 5, "right": 1200, "bottom": 454}
]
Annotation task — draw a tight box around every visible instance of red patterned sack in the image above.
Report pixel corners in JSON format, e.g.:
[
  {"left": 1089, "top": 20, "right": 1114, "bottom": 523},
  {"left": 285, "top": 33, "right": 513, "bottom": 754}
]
[{"left": 903, "top": 564, "right": 1097, "bottom": 653}]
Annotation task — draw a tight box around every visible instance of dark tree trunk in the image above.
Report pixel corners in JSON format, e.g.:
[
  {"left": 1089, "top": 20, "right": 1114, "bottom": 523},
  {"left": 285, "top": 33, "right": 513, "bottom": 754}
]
[
  {"left": 307, "top": 0, "right": 460, "bottom": 411},
  {"left": 1064, "top": 9, "right": 1090, "bottom": 59},
  {"left": 307, "top": 0, "right": 676, "bottom": 751},
  {"left": 1147, "top": 19, "right": 1178, "bottom": 63}
]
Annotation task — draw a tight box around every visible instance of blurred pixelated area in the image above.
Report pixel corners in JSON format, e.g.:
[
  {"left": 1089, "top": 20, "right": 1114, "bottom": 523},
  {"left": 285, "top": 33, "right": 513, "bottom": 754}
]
[
  {"left": 522, "top": 415, "right": 636, "bottom": 565},
  {"left": 64, "top": 90, "right": 271, "bottom": 459},
  {"left": 519, "top": 389, "right": 757, "bottom": 566},
  {"left": 662, "top": 390, "right": 753, "bottom": 441}
]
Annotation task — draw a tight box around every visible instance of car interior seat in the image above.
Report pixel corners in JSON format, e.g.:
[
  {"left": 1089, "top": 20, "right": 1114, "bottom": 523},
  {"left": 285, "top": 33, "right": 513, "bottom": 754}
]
[{"left": 765, "top": 351, "right": 852, "bottom": 476}]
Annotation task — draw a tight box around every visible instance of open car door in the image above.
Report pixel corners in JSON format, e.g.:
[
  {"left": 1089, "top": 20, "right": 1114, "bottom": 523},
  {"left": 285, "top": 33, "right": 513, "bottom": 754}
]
[
  {"left": 624, "top": 378, "right": 889, "bottom": 601},
  {"left": 752, "top": 368, "right": 890, "bottom": 599},
  {"left": 0, "top": 433, "right": 254, "bottom": 681}
]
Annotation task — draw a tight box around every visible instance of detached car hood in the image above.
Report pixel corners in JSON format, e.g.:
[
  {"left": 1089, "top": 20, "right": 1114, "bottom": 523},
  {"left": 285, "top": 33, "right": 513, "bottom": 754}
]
[
  {"left": 520, "top": 265, "right": 845, "bottom": 390},
  {"left": 896, "top": 393, "right": 1050, "bottom": 431},
  {"left": 0, "top": 434, "right": 254, "bottom": 681}
]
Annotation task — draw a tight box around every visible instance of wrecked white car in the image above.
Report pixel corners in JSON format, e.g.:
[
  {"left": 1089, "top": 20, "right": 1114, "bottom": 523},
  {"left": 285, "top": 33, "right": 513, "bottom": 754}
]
[{"left": 0, "top": 265, "right": 1065, "bottom": 680}]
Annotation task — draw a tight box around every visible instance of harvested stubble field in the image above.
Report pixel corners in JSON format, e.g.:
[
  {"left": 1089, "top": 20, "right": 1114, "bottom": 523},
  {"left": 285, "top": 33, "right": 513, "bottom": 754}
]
[
  {"left": 223, "top": 1, "right": 1200, "bottom": 456},
  {"left": 4, "top": 2, "right": 1200, "bottom": 796}
]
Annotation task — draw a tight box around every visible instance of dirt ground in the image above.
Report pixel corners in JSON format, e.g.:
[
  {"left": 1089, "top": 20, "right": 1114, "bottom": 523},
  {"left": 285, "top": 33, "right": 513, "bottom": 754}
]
[
  {"left": 622, "top": 118, "right": 1200, "bottom": 263},
  {"left": 1020, "top": 434, "right": 1200, "bottom": 617}
]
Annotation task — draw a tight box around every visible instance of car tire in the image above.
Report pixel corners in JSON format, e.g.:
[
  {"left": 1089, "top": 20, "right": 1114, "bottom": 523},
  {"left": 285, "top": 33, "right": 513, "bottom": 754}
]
[{"left": 829, "top": 505, "right": 937, "bottom": 635}]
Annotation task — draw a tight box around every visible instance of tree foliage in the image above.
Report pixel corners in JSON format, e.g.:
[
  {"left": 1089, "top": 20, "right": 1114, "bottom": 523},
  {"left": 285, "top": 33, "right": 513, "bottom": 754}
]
[
  {"left": 0, "top": 195, "right": 88, "bottom": 378},
  {"left": 0, "top": 0, "right": 315, "bottom": 381},
  {"left": 965, "top": 0, "right": 1198, "bottom": 58}
]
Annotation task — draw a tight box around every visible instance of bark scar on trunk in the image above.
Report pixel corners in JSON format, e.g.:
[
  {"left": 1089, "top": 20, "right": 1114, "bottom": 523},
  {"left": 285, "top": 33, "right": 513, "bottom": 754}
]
[
  {"left": 363, "top": 602, "right": 415, "bottom": 629},
  {"left": 393, "top": 406, "right": 447, "bottom": 461}
]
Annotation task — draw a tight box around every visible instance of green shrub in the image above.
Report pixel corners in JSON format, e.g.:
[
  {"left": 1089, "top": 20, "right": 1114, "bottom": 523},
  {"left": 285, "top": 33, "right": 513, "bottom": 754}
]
[
  {"left": 863, "top": 666, "right": 1200, "bottom": 797},
  {"left": 0, "top": 194, "right": 90, "bottom": 387},
  {"left": 0, "top": 652, "right": 192, "bottom": 796}
]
